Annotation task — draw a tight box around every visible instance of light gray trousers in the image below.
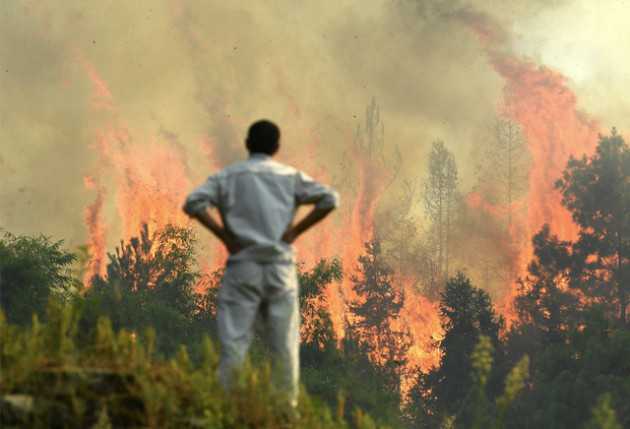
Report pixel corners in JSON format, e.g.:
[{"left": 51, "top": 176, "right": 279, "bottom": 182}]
[{"left": 217, "top": 260, "right": 300, "bottom": 407}]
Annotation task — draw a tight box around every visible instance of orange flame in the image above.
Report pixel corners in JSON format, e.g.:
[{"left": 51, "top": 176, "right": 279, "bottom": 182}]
[
  {"left": 399, "top": 283, "right": 443, "bottom": 370},
  {"left": 82, "top": 172, "right": 107, "bottom": 281},
  {"left": 78, "top": 50, "right": 191, "bottom": 283},
  {"left": 461, "top": 11, "right": 601, "bottom": 322}
]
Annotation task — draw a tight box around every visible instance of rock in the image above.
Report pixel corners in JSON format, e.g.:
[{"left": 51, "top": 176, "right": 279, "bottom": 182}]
[
  {"left": 1, "top": 394, "right": 35, "bottom": 426},
  {"left": 3, "top": 368, "right": 146, "bottom": 428}
]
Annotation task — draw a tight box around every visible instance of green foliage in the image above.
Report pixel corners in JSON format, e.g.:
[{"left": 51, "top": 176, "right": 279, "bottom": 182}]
[
  {"left": 492, "top": 350, "right": 529, "bottom": 429},
  {"left": 464, "top": 335, "right": 529, "bottom": 429},
  {"left": 82, "top": 224, "right": 208, "bottom": 358},
  {"left": 585, "top": 393, "right": 622, "bottom": 429},
  {"left": 298, "top": 258, "right": 403, "bottom": 428},
  {"left": 348, "top": 239, "right": 411, "bottom": 395},
  {"left": 191, "top": 266, "right": 223, "bottom": 348},
  {"left": 0, "top": 226, "right": 398, "bottom": 426},
  {"left": 349, "top": 240, "right": 403, "bottom": 331},
  {"left": 510, "top": 131, "right": 629, "bottom": 335},
  {"left": 438, "top": 273, "right": 505, "bottom": 405},
  {"left": 301, "top": 328, "right": 403, "bottom": 428},
  {"left": 470, "top": 335, "right": 494, "bottom": 429},
  {"left": 509, "top": 225, "right": 581, "bottom": 359},
  {"left": 407, "top": 273, "right": 506, "bottom": 427},
  {"left": 500, "top": 130, "right": 630, "bottom": 428},
  {"left": 299, "top": 258, "right": 342, "bottom": 354},
  {"left": 1, "top": 302, "right": 368, "bottom": 428},
  {"left": 0, "top": 230, "right": 78, "bottom": 326},
  {"left": 503, "top": 307, "right": 630, "bottom": 429},
  {"left": 556, "top": 128, "right": 630, "bottom": 326}
]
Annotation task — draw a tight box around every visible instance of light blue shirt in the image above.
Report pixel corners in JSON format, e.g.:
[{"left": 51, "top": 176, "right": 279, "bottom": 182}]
[{"left": 183, "top": 153, "right": 339, "bottom": 263}]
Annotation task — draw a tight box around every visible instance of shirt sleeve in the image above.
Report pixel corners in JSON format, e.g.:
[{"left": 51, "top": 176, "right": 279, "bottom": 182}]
[
  {"left": 295, "top": 171, "right": 340, "bottom": 210},
  {"left": 182, "top": 174, "right": 220, "bottom": 217}
]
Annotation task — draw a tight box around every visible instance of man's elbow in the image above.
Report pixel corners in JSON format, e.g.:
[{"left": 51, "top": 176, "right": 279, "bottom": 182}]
[
  {"left": 182, "top": 203, "right": 195, "bottom": 218},
  {"left": 182, "top": 200, "right": 206, "bottom": 219},
  {"left": 318, "top": 192, "right": 340, "bottom": 211}
]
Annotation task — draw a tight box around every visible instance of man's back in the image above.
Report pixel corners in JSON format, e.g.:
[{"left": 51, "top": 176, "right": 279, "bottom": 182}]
[{"left": 184, "top": 153, "right": 337, "bottom": 263}]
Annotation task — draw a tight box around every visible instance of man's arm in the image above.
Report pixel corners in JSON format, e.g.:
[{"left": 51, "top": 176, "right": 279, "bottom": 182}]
[
  {"left": 282, "top": 207, "right": 335, "bottom": 244},
  {"left": 193, "top": 206, "right": 243, "bottom": 254},
  {"left": 285, "top": 170, "right": 339, "bottom": 244},
  {"left": 183, "top": 174, "right": 243, "bottom": 254}
]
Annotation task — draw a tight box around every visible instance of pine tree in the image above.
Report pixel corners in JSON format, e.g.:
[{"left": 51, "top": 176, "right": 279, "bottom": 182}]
[
  {"left": 409, "top": 273, "right": 505, "bottom": 424},
  {"left": 348, "top": 239, "right": 411, "bottom": 394},
  {"left": 556, "top": 128, "right": 630, "bottom": 326},
  {"left": 83, "top": 224, "right": 202, "bottom": 357}
]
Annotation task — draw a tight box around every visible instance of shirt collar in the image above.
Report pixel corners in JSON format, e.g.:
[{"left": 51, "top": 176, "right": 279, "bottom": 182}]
[{"left": 249, "top": 152, "right": 272, "bottom": 161}]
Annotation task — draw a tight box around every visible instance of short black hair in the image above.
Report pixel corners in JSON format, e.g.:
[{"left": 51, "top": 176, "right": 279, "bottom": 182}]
[{"left": 246, "top": 120, "right": 280, "bottom": 155}]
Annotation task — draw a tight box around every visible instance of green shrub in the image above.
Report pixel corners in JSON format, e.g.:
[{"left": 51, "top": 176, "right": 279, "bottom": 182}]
[{"left": 1, "top": 301, "right": 383, "bottom": 428}]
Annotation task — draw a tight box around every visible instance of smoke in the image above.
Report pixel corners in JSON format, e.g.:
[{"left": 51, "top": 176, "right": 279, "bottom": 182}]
[{"left": 1, "top": 0, "right": 628, "bottom": 251}]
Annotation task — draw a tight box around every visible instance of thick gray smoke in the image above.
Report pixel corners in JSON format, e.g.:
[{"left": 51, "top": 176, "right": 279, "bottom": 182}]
[{"left": 1, "top": 0, "right": 628, "bottom": 248}]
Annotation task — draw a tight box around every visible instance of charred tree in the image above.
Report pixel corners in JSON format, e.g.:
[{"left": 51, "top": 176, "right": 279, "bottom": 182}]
[
  {"left": 487, "top": 87, "right": 530, "bottom": 211},
  {"left": 423, "top": 140, "right": 458, "bottom": 296},
  {"left": 355, "top": 96, "right": 385, "bottom": 160},
  {"left": 474, "top": 87, "right": 530, "bottom": 287},
  {"left": 380, "top": 178, "right": 422, "bottom": 277}
]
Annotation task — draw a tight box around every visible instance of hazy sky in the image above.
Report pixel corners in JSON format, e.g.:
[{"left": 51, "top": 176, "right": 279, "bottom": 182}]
[{"left": 1, "top": 0, "right": 629, "bottom": 248}]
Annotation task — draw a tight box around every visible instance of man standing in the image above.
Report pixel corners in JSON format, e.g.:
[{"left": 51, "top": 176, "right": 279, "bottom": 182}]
[{"left": 183, "top": 120, "right": 338, "bottom": 407}]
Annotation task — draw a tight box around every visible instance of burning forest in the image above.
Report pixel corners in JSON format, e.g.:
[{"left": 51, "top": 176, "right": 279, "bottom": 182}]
[
  {"left": 75, "top": 5, "right": 609, "bottom": 374},
  {"left": 2, "top": 1, "right": 629, "bottom": 428}
]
